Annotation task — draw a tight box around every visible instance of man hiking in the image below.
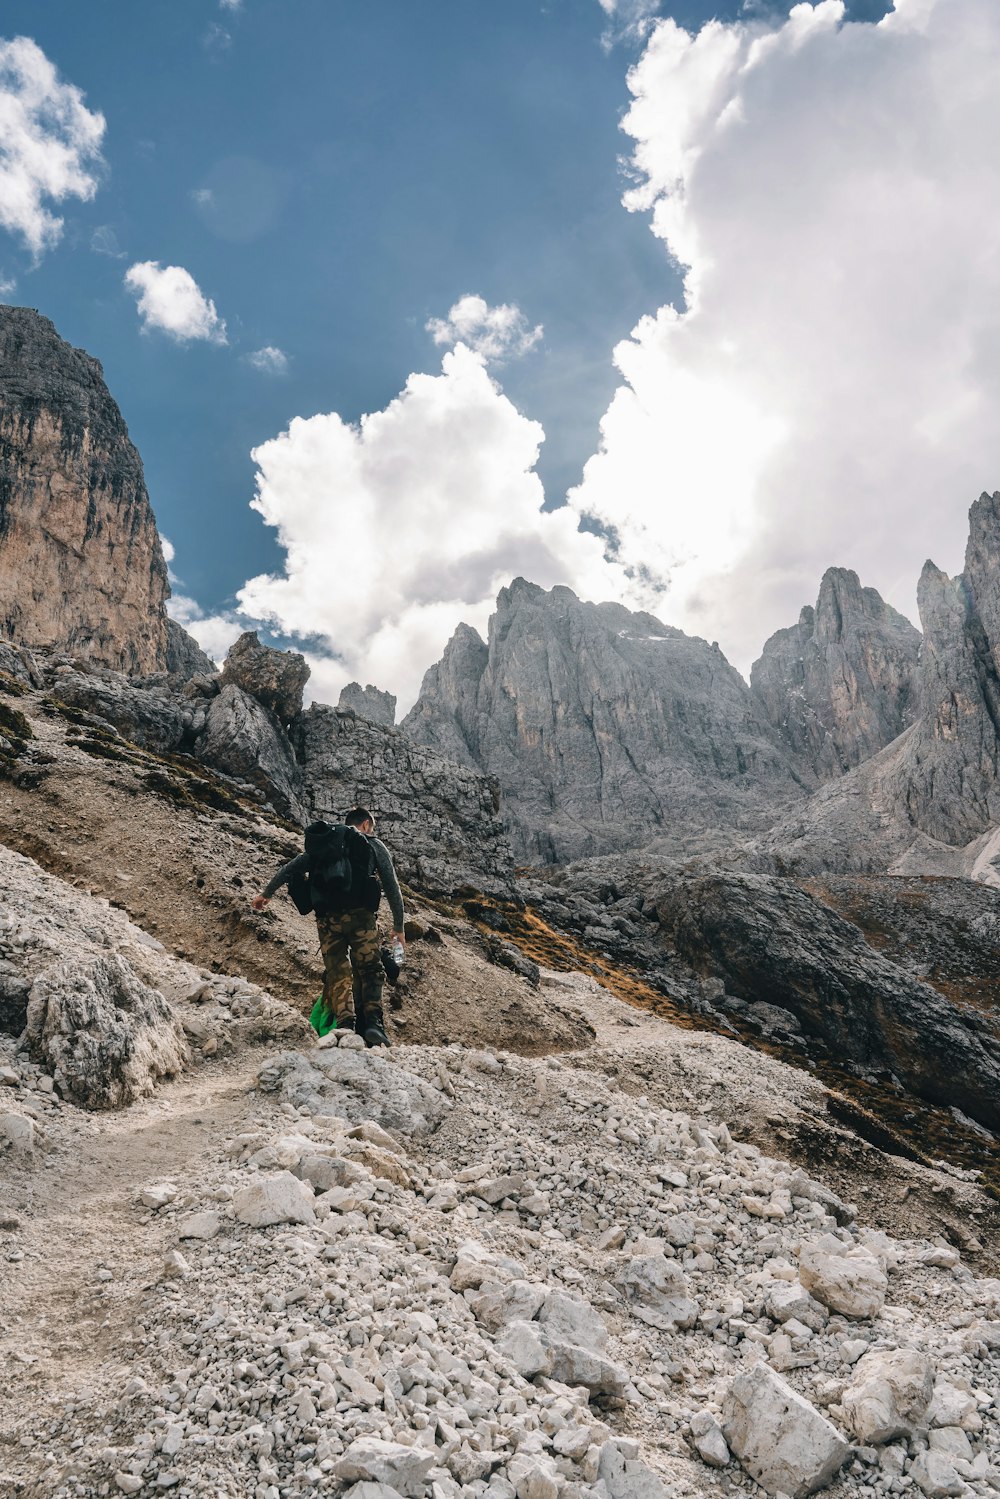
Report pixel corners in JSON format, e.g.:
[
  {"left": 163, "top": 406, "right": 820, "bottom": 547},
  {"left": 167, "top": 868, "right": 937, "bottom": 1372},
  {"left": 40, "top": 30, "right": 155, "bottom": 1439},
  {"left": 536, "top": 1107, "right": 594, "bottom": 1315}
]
[{"left": 252, "top": 807, "right": 405, "bottom": 1048}]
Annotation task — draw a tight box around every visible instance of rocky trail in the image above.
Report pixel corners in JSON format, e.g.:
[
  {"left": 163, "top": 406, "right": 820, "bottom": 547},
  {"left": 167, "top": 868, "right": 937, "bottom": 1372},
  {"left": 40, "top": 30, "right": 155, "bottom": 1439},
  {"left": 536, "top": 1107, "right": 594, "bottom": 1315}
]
[{"left": 4, "top": 898, "right": 1000, "bottom": 1499}]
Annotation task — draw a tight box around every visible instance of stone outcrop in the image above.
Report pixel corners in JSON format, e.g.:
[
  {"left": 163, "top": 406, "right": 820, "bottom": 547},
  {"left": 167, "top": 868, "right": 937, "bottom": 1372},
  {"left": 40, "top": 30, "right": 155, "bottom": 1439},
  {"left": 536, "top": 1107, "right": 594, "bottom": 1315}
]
[
  {"left": 652, "top": 869, "right": 1000, "bottom": 1132},
  {"left": 338, "top": 681, "right": 396, "bottom": 726},
  {"left": 166, "top": 618, "right": 216, "bottom": 680},
  {"left": 751, "top": 567, "right": 920, "bottom": 780},
  {"left": 0, "top": 306, "right": 170, "bottom": 673},
  {"left": 404, "top": 579, "right": 807, "bottom": 863},
  {"left": 752, "top": 494, "right": 1000, "bottom": 879},
  {"left": 722, "top": 1363, "right": 850, "bottom": 1498},
  {"left": 220, "top": 631, "right": 309, "bottom": 723},
  {"left": 196, "top": 683, "right": 306, "bottom": 823},
  {"left": 25, "top": 951, "right": 190, "bottom": 1109},
  {"left": 292, "top": 704, "right": 516, "bottom": 899}
]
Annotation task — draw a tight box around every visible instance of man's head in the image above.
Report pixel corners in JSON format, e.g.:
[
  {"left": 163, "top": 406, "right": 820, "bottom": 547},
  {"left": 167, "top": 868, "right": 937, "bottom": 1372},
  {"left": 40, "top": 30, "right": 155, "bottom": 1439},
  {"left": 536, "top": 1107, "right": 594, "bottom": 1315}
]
[{"left": 345, "top": 806, "right": 375, "bottom": 835}]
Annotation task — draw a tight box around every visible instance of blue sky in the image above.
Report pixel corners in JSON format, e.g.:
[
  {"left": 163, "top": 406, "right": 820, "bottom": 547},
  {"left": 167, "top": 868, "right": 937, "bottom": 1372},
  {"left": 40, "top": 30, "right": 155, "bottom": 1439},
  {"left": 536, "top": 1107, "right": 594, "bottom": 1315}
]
[
  {"left": 3, "top": 1, "right": 692, "bottom": 608},
  {"left": 6, "top": 0, "right": 993, "bottom": 712}
]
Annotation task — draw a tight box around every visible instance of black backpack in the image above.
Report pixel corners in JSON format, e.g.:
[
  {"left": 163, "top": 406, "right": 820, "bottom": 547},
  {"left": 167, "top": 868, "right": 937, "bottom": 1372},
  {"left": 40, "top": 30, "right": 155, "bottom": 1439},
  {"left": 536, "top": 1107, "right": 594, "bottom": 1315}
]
[{"left": 296, "top": 820, "right": 379, "bottom": 916}]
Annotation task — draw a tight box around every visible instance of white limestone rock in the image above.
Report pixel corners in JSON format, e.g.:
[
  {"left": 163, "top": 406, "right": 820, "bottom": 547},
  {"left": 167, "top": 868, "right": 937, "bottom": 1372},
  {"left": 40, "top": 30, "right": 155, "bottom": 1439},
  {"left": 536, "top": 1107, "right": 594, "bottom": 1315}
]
[
  {"left": 840, "top": 1348, "right": 935, "bottom": 1444},
  {"left": 0, "top": 1111, "right": 34, "bottom": 1151},
  {"left": 506, "top": 1452, "right": 561, "bottom": 1499},
  {"left": 798, "top": 1237, "right": 887, "bottom": 1319},
  {"left": 333, "top": 1437, "right": 435, "bottom": 1497},
  {"left": 536, "top": 1289, "right": 608, "bottom": 1352},
  {"left": 690, "top": 1410, "right": 731, "bottom": 1468},
  {"left": 472, "top": 1279, "right": 547, "bottom": 1331},
  {"left": 233, "top": 1170, "right": 316, "bottom": 1228},
  {"left": 722, "top": 1362, "right": 851, "bottom": 1498},
  {"left": 597, "top": 1439, "right": 669, "bottom": 1499},
  {"left": 498, "top": 1320, "right": 551, "bottom": 1379},
  {"left": 616, "top": 1250, "right": 699, "bottom": 1331},
  {"left": 908, "top": 1450, "right": 965, "bottom": 1497}
]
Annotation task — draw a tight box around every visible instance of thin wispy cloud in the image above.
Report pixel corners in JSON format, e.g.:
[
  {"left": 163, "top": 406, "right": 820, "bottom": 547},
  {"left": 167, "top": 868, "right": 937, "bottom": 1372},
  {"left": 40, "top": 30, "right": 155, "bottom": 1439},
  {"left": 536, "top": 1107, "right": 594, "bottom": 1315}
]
[
  {"left": 426, "top": 295, "right": 542, "bottom": 365},
  {"left": 0, "top": 35, "right": 105, "bottom": 259},
  {"left": 91, "top": 224, "right": 125, "bottom": 258},
  {"left": 247, "top": 345, "right": 289, "bottom": 375},
  {"left": 124, "top": 261, "right": 227, "bottom": 344},
  {"left": 597, "top": 0, "right": 661, "bottom": 49}
]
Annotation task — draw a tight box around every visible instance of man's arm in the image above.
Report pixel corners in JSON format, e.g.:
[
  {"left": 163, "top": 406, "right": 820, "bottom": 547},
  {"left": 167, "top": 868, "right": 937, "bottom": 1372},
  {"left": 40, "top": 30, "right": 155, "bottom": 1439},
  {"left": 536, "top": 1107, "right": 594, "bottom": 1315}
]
[
  {"left": 252, "top": 851, "right": 309, "bottom": 911},
  {"left": 370, "top": 838, "right": 405, "bottom": 935}
]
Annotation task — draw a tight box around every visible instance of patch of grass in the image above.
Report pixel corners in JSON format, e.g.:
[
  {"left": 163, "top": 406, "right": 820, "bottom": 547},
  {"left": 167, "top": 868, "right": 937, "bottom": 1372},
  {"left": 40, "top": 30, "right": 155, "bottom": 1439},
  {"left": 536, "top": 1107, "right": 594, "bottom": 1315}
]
[
  {"left": 0, "top": 700, "right": 32, "bottom": 743},
  {"left": 0, "top": 670, "right": 26, "bottom": 697},
  {"left": 142, "top": 768, "right": 248, "bottom": 818}
]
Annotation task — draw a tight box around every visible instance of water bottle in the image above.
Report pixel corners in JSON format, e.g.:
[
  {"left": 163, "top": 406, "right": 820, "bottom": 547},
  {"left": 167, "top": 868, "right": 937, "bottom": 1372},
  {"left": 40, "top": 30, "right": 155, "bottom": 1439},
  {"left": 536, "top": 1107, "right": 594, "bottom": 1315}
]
[{"left": 390, "top": 939, "right": 405, "bottom": 968}]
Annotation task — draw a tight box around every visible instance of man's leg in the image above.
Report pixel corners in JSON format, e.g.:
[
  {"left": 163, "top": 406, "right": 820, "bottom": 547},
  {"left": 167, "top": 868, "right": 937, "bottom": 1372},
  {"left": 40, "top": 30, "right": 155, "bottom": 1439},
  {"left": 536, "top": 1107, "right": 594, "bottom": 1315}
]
[
  {"left": 347, "top": 910, "right": 388, "bottom": 1047},
  {"left": 316, "top": 913, "right": 357, "bottom": 1030}
]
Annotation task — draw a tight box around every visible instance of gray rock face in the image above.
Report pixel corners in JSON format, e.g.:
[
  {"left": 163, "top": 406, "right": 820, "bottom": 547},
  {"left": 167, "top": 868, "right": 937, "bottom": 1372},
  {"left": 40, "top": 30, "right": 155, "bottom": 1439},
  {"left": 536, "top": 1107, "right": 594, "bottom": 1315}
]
[
  {"left": 751, "top": 567, "right": 920, "bottom": 779},
  {"left": 47, "top": 663, "right": 186, "bottom": 753},
  {"left": 0, "top": 306, "right": 170, "bottom": 674},
  {"left": 404, "top": 578, "right": 806, "bottom": 863},
  {"left": 653, "top": 869, "right": 1000, "bottom": 1132},
  {"left": 221, "top": 631, "right": 309, "bottom": 723},
  {"left": 25, "top": 952, "right": 190, "bottom": 1109},
  {"left": 338, "top": 682, "right": 396, "bottom": 726},
  {"left": 165, "top": 619, "right": 216, "bottom": 680},
  {"left": 196, "top": 683, "right": 306, "bottom": 823},
  {"left": 754, "top": 493, "right": 1000, "bottom": 876},
  {"left": 292, "top": 704, "right": 516, "bottom": 898}
]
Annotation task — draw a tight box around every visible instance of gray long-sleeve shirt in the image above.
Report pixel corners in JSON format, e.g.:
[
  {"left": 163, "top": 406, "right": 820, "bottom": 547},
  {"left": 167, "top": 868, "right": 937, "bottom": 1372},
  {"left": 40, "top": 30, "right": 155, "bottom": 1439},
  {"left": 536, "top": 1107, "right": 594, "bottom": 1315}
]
[{"left": 263, "top": 835, "right": 405, "bottom": 930}]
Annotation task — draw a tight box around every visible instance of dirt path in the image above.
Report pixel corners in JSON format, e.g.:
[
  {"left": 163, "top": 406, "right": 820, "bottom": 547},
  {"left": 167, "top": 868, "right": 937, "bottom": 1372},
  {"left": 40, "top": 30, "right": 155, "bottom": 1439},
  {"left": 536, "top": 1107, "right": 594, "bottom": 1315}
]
[{"left": 1, "top": 1050, "right": 264, "bottom": 1447}]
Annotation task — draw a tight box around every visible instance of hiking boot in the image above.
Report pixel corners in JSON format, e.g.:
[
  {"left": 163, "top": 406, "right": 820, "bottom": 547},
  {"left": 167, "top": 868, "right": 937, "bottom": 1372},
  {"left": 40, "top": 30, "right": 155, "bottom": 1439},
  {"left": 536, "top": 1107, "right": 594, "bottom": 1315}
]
[{"left": 363, "top": 1010, "right": 390, "bottom": 1048}]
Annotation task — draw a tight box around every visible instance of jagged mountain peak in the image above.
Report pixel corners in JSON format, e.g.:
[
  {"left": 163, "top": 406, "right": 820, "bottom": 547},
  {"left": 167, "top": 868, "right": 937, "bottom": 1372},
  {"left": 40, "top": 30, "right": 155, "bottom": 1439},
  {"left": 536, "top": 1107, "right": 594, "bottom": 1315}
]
[
  {"left": 0, "top": 305, "right": 171, "bottom": 675},
  {"left": 751, "top": 566, "right": 920, "bottom": 781},
  {"left": 404, "top": 579, "right": 804, "bottom": 863}
]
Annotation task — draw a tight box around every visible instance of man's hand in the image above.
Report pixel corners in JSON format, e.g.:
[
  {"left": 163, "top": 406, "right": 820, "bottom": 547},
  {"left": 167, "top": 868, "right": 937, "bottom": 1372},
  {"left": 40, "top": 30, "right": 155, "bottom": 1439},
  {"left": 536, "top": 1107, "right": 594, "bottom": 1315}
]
[
  {"left": 392, "top": 931, "right": 406, "bottom": 947},
  {"left": 252, "top": 894, "right": 270, "bottom": 912}
]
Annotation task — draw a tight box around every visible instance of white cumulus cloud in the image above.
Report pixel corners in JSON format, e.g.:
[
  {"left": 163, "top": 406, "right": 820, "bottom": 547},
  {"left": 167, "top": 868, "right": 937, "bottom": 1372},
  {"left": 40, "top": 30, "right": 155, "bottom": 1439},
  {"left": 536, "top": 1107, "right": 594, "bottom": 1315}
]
[
  {"left": 569, "top": 0, "right": 1000, "bottom": 670},
  {"left": 0, "top": 35, "right": 105, "bottom": 259},
  {"left": 124, "top": 261, "right": 227, "bottom": 344},
  {"left": 236, "top": 344, "right": 624, "bottom": 709},
  {"left": 247, "top": 345, "right": 289, "bottom": 375},
  {"left": 426, "top": 295, "right": 543, "bottom": 365}
]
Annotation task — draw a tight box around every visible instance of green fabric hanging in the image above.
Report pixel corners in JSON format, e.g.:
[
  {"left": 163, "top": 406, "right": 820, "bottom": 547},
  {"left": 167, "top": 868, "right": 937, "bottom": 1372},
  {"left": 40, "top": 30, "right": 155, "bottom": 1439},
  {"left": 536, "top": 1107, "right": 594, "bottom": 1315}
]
[{"left": 309, "top": 997, "right": 337, "bottom": 1037}]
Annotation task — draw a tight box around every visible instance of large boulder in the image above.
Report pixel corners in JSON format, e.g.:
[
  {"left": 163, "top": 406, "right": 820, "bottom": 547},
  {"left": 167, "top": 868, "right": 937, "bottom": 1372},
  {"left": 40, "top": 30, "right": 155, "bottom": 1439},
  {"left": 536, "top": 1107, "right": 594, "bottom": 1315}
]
[
  {"left": 654, "top": 870, "right": 1000, "bottom": 1133},
  {"left": 47, "top": 664, "right": 185, "bottom": 752},
  {"left": 25, "top": 952, "right": 189, "bottom": 1109},
  {"left": 798, "top": 1238, "right": 888, "bottom": 1319},
  {"left": 616, "top": 1249, "right": 699, "bottom": 1331},
  {"left": 722, "top": 1363, "right": 850, "bottom": 1498},
  {"left": 221, "top": 631, "right": 309, "bottom": 723},
  {"left": 257, "top": 1047, "right": 449, "bottom": 1137},
  {"left": 841, "top": 1348, "right": 935, "bottom": 1443},
  {"left": 196, "top": 682, "right": 305, "bottom": 822}
]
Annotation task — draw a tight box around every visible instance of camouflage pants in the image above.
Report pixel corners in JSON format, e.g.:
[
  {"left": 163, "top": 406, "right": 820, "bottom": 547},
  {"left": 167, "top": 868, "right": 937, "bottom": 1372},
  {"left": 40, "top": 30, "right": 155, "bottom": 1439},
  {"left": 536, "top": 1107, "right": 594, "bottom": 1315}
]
[{"left": 315, "top": 908, "right": 383, "bottom": 1027}]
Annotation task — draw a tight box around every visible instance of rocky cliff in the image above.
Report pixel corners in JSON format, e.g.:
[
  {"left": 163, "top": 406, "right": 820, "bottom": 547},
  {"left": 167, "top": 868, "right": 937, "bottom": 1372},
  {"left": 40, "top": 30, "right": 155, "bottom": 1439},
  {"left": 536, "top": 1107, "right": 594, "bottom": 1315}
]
[
  {"left": 0, "top": 306, "right": 170, "bottom": 673},
  {"left": 293, "top": 704, "right": 515, "bottom": 898},
  {"left": 750, "top": 493, "right": 1000, "bottom": 880},
  {"left": 403, "top": 579, "right": 807, "bottom": 863},
  {"left": 751, "top": 567, "right": 920, "bottom": 780}
]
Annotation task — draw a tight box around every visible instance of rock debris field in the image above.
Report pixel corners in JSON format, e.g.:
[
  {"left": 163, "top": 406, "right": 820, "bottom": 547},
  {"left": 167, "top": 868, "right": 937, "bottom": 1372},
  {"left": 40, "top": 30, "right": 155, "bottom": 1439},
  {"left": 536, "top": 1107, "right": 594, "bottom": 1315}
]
[{"left": 1, "top": 853, "right": 999, "bottom": 1499}]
